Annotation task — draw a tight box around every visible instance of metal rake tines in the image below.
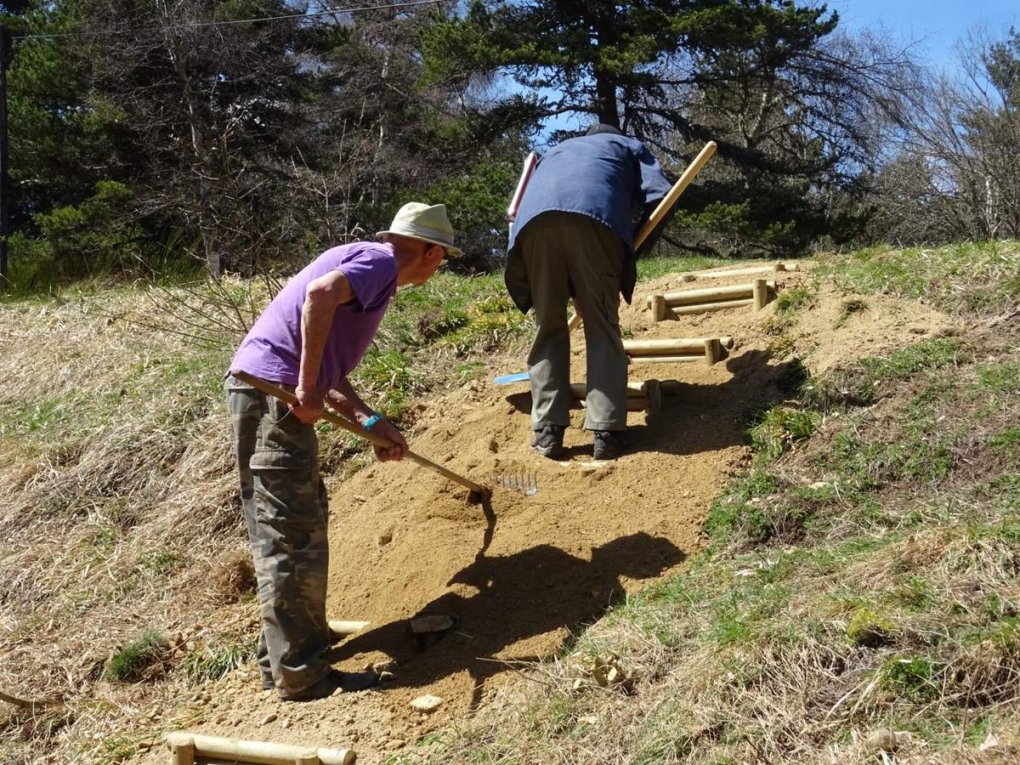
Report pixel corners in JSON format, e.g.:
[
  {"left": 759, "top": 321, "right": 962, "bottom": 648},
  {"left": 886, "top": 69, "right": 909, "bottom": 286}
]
[{"left": 493, "top": 470, "right": 539, "bottom": 496}]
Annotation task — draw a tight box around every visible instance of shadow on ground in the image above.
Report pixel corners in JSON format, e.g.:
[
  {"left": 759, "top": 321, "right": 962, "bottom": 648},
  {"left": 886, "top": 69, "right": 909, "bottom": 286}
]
[
  {"left": 328, "top": 531, "right": 685, "bottom": 709},
  {"left": 503, "top": 349, "right": 804, "bottom": 458}
]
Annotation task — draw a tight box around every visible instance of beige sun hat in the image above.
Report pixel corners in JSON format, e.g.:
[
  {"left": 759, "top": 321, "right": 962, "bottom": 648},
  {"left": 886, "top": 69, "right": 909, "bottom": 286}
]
[{"left": 377, "top": 202, "right": 463, "bottom": 257}]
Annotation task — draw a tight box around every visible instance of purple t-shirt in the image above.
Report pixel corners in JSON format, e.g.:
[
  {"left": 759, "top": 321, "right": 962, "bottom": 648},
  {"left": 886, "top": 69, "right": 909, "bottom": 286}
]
[{"left": 229, "top": 242, "right": 398, "bottom": 393}]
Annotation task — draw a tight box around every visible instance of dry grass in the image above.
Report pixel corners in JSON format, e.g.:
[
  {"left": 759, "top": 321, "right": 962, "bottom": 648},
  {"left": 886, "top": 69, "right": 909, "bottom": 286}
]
[
  {"left": 2, "top": 246, "right": 1017, "bottom": 764},
  {"left": 0, "top": 286, "right": 259, "bottom": 764}
]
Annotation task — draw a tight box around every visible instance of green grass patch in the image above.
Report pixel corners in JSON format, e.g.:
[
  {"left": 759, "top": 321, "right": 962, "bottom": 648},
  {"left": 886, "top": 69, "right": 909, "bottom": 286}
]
[
  {"left": 834, "top": 297, "right": 867, "bottom": 328},
  {"left": 636, "top": 253, "right": 725, "bottom": 281},
  {"left": 803, "top": 337, "right": 962, "bottom": 412},
  {"left": 846, "top": 606, "right": 897, "bottom": 647},
  {"left": 818, "top": 428, "right": 954, "bottom": 492},
  {"left": 703, "top": 470, "right": 783, "bottom": 542},
  {"left": 353, "top": 347, "right": 416, "bottom": 418},
  {"left": 104, "top": 628, "right": 168, "bottom": 682},
  {"left": 137, "top": 549, "right": 182, "bottom": 577},
  {"left": 880, "top": 656, "right": 943, "bottom": 703},
  {"left": 818, "top": 241, "right": 1020, "bottom": 317},
  {"left": 748, "top": 406, "right": 820, "bottom": 463},
  {"left": 180, "top": 635, "right": 258, "bottom": 684},
  {"left": 774, "top": 284, "right": 816, "bottom": 315}
]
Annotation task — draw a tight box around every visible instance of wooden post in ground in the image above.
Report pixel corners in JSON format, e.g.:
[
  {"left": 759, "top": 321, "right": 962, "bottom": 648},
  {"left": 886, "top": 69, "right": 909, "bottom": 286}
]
[
  {"left": 644, "top": 379, "right": 662, "bottom": 415},
  {"left": 624, "top": 337, "right": 733, "bottom": 356},
  {"left": 170, "top": 737, "right": 196, "bottom": 765},
  {"left": 752, "top": 278, "right": 768, "bottom": 310},
  {"left": 651, "top": 294, "right": 667, "bottom": 323},
  {"left": 704, "top": 338, "right": 721, "bottom": 365}
]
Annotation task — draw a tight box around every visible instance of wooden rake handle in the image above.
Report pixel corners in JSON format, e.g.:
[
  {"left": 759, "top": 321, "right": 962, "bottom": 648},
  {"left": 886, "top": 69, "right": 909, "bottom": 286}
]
[
  {"left": 233, "top": 371, "right": 487, "bottom": 495},
  {"left": 567, "top": 140, "right": 718, "bottom": 332}
]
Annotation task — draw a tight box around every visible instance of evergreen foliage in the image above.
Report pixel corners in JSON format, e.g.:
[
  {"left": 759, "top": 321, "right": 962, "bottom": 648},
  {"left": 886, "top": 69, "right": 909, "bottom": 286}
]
[{"left": 422, "top": 0, "right": 916, "bottom": 256}]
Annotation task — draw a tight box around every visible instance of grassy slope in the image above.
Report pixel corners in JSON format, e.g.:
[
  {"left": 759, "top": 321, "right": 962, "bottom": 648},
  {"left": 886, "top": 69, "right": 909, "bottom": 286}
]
[
  {"left": 1, "top": 245, "right": 1017, "bottom": 764},
  {"left": 394, "top": 242, "right": 1020, "bottom": 764},
  {"left": 0, "top": 256, "right": 713, "bottom": 763}
]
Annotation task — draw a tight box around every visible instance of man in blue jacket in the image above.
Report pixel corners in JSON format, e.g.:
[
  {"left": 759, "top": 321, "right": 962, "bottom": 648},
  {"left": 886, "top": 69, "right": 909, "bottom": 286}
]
[{"left": 505, "top": 124, "right": 672, "bottom": 460}]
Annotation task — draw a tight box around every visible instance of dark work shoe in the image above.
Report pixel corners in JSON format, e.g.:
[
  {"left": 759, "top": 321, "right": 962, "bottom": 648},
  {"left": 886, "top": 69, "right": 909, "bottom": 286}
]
[
  {"left": 282, "top": 669, "right": 380, "bottom": 702},
  {"left": 593, "top": 430, "right": 626, "bottom": 460},
  {"left": 530, "top": 425, "right": 565, "bottom": 458},
  {"left": 261, "top": 676, "right": 275, "bottom": 691}
]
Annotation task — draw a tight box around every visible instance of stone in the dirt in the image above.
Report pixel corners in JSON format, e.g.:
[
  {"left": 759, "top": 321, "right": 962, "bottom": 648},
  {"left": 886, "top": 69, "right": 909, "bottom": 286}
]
[
  {"left": 865, "top": 728, "right": 898, "bottom": 753},
  {"left": 410, "top": 614, "right": 455, "bottom": 634},
  {"left": 410, "top": 695, "right": 444, "bottom": 712},
  {"left": 259, "top": 713, "right": 277, "bottom": 726}
]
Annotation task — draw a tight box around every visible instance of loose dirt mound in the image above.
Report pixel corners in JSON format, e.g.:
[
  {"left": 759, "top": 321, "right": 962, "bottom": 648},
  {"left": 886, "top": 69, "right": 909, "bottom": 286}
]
[{"left": 135, "top": 264, "right": 958, "bottom": 764}]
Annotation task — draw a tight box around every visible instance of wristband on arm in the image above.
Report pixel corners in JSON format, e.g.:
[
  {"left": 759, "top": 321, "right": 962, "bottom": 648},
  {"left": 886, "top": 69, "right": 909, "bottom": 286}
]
[{"left": 363, "top": 412, "right": 385, "bottom": 430}]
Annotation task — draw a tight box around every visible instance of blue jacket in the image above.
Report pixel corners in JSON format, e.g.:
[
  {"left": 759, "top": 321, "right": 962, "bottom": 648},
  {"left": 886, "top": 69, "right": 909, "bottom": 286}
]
[{"left": 505, "top": 132, "right": 672, "bottom": 312}]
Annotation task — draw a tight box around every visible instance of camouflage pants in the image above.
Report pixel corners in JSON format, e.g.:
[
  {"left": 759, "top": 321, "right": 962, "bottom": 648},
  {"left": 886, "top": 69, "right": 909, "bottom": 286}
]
[{"left": 225, "top": 374, "right": 331, "bottom": 698}]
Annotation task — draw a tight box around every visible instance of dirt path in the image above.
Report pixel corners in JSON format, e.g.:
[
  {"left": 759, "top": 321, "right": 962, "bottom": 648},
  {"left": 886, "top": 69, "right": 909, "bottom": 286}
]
[{"left": 134, "top": 264, "right": 957, "bottom": 764}]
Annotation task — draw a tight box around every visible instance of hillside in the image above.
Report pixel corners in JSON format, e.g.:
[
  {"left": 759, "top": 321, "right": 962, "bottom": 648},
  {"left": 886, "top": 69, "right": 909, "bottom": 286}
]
[{"left": 1, "top": 244, "right": 1018, "bottom": 764}]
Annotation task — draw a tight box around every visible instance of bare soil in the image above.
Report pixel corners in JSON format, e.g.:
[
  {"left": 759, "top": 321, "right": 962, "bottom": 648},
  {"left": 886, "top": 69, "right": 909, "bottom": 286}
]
[{"left": 132, "top": 264, "right": 958, "bottom": 764}]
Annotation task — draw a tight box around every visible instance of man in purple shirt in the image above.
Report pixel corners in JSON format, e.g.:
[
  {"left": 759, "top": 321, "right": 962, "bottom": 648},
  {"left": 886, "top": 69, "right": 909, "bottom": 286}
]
[
  {"left": 505, "top": 124, "right": 672, "bottom": 460},
  {"left": 225, "top": 202, "right": 461, "bottom": 701}
]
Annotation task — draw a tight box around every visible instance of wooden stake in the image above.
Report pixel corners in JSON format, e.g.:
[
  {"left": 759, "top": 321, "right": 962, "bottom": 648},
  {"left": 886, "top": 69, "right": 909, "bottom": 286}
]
[
  {"left": 294, "top": 755, "right": 320, "bottom": 765},
  {"left": 651, "top": 294, "right": 666, "bottom": 323},
  {"left": 170, "top": 737, "right": 196, "bottom": 765},
  {"left": 752, "top": 278, "right": 768, "bottom": 310},
  {"left": 704, "top": 338, "right": 721, "bottom": 365},
  {"left": 165, "top": 732, "right": 355, "bottom": 765},
  {"left": 660, "top": 380, "right": 682, "bottom": 396},
  {"left": 577, "top": 396, "right": 648, "bottom": 411},
  {"left": 644, "top": 380, "right": 662, "bottom": 414}
]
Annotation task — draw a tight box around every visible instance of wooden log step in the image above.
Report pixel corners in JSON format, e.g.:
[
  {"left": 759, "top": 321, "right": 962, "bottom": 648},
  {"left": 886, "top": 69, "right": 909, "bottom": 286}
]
[
  {"left": 668, "top": 298, "right": 754, "bottom": 316},
  {"left": 623, "top": 337, "right": 734, "bottom": 356},
  {"left": 165, "top": 732, "right": 356, "bottom": 765},
  {"left": 570, "top": 382, "right": 647, "bottom": 398},
  {"left": 574, "top": 396, "right": 651, "bottom": 412},
  {"left": 569, "top": 382, "right": 663, "bottom": 414},
  {"left": 661, "top": 280, "right": 775, "bottom": 306},
  {"left": 628, "top": 355, "right": 708, "bottom": 363}
]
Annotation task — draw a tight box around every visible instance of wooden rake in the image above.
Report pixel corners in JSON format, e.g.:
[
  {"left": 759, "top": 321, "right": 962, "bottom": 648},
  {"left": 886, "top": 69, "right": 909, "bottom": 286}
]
[{"left": 233, "top": 371, "right": 489, "bottom": 498}]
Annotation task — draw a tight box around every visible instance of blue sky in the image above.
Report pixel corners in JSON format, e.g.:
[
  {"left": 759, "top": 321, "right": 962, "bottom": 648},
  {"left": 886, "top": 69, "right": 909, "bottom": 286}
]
[{"left": 827, "top": 0, "right": 1018, "bottom": 71}]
